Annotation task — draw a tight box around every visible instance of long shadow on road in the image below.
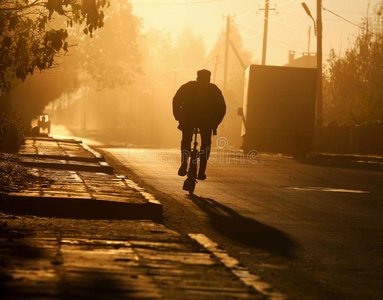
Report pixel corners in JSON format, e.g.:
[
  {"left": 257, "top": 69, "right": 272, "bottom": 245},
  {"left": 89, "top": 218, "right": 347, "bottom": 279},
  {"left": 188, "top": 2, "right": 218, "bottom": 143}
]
[{"left": 189, "top": 195, "right": 298, "bottom": 258}]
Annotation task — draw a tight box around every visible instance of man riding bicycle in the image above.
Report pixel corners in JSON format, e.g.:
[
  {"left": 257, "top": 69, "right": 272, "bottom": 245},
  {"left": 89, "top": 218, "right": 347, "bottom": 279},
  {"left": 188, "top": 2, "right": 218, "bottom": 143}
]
[{"left": 173, "top": 69, "right": 226, "bottom": 180}]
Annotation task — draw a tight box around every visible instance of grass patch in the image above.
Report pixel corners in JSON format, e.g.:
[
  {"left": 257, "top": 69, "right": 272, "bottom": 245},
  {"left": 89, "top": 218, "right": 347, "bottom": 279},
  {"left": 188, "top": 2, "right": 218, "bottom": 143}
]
[{"left": 0, "top": 153, "right": 53, "bottom": 193}]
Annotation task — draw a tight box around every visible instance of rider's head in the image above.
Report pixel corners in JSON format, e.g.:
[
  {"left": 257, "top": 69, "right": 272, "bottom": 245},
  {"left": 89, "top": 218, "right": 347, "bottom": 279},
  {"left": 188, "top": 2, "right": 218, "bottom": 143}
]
[{"left": 196, "top": 69, "right": 211, "bottom": 84}]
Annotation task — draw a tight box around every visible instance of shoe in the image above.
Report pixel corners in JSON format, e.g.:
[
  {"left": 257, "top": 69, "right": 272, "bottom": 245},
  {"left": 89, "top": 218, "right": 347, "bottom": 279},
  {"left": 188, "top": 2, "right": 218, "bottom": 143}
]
[
  {"left": 178, "top": 163, "right": 188, "bottom": 176},
  {"left": 197, "top": 172, "right": 206, "bottom": 180},
  {"left": 198, "top": 161, "right": 207, "bottom": 180}
]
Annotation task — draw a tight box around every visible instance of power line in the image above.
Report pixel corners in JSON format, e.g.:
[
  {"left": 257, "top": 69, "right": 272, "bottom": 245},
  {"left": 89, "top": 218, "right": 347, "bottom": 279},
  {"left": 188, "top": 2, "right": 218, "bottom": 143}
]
[
  {"left": 323, "top": 6, "right": 381, "bottom": 38},
  {"left": 323, "top": 6, "right": 364, "bottom": 30},
  {"left": 236, "top": 5, "right": 259, "bottom": 19},
  {"left": 327, "top": 9, "right": 369, "bottom": 15},
  {"left": 282, "top": 4, "right": 368, "bottom": 15},
  {"left": 280, "top": 11, "right": 357, "bottom": 23},
  {"left": 235, "top": 22, "right": 331, "bottom": 59},
  {"left": 237, "top": 24, "right": 306, "bottom": 52},
  {"left": 236, "top": 23, "right": 306, "bottom": 52}
]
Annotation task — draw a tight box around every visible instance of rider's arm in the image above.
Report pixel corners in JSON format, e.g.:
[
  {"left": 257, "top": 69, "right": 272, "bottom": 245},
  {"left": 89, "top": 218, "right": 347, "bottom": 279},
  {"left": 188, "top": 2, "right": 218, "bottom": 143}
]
[
  {"left": 173, "top": 81, "right": 196, "bottom": 121},
  {"left": 172, "top": 89, "right": 183, "bottom": 121}
]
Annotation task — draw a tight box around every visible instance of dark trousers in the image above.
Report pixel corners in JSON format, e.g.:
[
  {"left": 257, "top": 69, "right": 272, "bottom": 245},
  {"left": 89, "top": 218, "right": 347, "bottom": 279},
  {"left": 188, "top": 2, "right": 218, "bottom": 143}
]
[{"left": 181, "top": 127, "right": 212, "bottom": 171}]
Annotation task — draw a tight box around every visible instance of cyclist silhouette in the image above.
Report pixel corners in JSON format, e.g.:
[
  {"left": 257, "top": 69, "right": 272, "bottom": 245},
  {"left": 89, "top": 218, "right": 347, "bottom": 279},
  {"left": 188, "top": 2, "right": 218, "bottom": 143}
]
[{"left": 173, "top": 69, "right": 226, "bottom": 180}]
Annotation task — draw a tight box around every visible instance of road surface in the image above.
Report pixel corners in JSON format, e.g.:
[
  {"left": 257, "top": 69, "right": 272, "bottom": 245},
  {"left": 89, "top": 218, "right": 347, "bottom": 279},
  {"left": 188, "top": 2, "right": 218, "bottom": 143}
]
[{"left": 101, "top": 146, "right": 383, "bottom": 299}]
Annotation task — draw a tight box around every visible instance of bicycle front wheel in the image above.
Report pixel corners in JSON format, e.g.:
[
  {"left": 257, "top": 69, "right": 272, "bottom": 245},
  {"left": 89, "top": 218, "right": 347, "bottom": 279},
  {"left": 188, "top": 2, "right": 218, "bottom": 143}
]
[{"left": 183, "top": 177, "right": 196, "bottom": 195}]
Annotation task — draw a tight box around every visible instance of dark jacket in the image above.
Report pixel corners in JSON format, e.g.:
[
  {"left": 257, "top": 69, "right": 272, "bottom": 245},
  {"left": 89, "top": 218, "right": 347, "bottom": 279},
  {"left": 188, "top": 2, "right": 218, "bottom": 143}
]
[{"left": 173, "top": 81, "right": 226, "bottom": 130}]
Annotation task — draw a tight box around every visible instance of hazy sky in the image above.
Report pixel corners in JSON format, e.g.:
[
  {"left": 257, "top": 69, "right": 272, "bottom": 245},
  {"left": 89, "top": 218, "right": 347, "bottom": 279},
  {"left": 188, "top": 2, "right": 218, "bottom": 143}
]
[{"left": 131, "top": 0, "right": 380, "bottom": 66}]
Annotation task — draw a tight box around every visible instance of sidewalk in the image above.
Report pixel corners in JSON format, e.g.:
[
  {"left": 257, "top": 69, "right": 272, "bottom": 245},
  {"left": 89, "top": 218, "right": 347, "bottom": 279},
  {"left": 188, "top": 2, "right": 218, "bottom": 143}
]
[
  {"left": 0, "top": 137, "right": 270, "bottom": 299},
  {"left": 1, "top": 137, "right": 161, "bottom": 222}
]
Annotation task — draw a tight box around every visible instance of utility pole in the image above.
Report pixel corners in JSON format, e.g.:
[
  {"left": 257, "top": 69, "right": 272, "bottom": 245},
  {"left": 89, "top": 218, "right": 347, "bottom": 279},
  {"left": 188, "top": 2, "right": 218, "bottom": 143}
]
[
  {"left": 366, "top": 1, "right": 371, "bottom": 35},
  {"left": 302, "top": 1, "right": 322, "bottom": 125},
  {"left": 223, "top": 14, "right": 234, "bottom": 93},
  {"left": 213, "top": 54, "right": 219, "bottom": 84},
  {"left": 259, "top": 1, "right": 276, "bottom": 65},
  {"left": 307, "top": 26, "right": 311, "bottom": 67},
  {"left": 316, "top": 0, "right": 323, "bottom": 126}
]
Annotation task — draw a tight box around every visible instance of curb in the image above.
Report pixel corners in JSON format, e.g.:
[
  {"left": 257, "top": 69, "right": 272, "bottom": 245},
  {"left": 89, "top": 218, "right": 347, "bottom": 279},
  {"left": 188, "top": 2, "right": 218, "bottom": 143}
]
[
  {"left": 17, "top": 153, "right": 104, "bottom": 163},
  {"left": 28, "top": 136, "right": 82, "bottom": 144},
  {"left": 0, "top": 193, "right": 163, "bottom": 222},
  {"left": 17, "top": 160, "right": 114, "bottom": 174},
  {"left": 118, "top": 176, "right": 162, "bottom": 206}
]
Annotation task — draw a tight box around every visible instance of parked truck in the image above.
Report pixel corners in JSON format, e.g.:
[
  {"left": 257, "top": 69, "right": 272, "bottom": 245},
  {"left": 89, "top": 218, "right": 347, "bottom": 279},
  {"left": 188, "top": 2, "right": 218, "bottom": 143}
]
[{"left": 239, "top": 64, "right": 317, "bottom": 157}]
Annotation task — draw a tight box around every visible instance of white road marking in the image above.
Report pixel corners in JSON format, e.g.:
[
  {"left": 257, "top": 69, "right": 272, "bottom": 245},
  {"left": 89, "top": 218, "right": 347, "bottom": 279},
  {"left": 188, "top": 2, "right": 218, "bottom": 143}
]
[
  {"left": 286, "top": 186, "right": 370, "bottom": 194},
  {"left": 189, "top": 233, "right": 287, "bottom": 300}
]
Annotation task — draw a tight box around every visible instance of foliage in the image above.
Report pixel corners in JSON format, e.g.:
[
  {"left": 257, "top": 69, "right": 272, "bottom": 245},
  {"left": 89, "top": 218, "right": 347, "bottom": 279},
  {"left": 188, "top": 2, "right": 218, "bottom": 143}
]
[
  {"left": 0, "top": 0, "right": 109, "bottom": 92},
  {"left": 324, "top": 6, "right": 383, "bottom": 125},
  {"left": 0, "top": 152, "right": 53, "bottom": 192},
  {"left": 173, "top": 27, "right": 206, "bottom": 74},
  {"left": 72, "top": 0, "right": 142, "bottom": 90},
  {"left": 139, "top": 28, "right": 175, "bottom": 85},
  {"left": 6, "top": 59, "right": 80, "bottom": 122},
  {"left": 0, "top": 111, "right": 25, "bottom": 153},
  {"left": 139, "top": 27, "right": 207, "bottom": 90},
  {"left": 208, "top": 23, "right": 252, "bottom": 105},
  {"left": 53, "top": 0, "right": 143, "bottom": 136},
  {"left": 1, "top": 0, "right": 142, "bottom": 129}
]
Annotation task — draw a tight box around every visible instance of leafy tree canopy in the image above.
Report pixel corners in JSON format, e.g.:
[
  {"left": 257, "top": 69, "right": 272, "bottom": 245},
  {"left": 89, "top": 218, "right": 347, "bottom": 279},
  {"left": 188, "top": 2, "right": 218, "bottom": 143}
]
[
  {"left": 71, "top": 0, "right": 142, "bottom": 90},
  {"left": 0, "top": 0, "right": 109, "bottom": 92},
  {"left": 324, "top": 2, "right": 383, "bottom": 125}
]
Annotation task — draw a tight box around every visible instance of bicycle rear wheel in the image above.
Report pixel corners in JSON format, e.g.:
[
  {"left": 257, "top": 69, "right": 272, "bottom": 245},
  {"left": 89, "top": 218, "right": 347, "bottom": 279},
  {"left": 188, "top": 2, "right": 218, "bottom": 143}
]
[{"left": 182, "top": 128, "right": 199, "bottom": 195}]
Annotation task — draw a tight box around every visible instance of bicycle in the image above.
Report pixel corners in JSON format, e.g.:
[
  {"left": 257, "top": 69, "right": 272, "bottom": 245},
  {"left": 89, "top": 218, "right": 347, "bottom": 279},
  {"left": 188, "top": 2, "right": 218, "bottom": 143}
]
[{"left": 182, "top": 128, "right": 200, "bottom": 195}]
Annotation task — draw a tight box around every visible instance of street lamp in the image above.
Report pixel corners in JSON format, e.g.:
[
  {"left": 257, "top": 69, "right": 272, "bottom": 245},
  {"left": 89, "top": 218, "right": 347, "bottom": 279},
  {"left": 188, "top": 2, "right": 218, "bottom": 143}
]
[
  {"left": 302, "top": 1, "right": 323, "bottom": 126},
  {"left": 301, "top": 2, "right": 316, "bottom": 35}
]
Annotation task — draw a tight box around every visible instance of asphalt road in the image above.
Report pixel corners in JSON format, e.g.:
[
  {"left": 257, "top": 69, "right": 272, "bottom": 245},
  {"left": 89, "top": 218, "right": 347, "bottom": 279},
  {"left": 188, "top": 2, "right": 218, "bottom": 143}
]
[{"left": 102, "top": 147, "right": 383, "bottom": 299}]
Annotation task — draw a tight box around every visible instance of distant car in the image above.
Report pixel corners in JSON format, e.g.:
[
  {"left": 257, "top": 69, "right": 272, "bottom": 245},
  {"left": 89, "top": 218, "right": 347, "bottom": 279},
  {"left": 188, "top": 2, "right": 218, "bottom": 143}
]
[{"left": 37, "top": 114, "right": 51, "bottom": 134}]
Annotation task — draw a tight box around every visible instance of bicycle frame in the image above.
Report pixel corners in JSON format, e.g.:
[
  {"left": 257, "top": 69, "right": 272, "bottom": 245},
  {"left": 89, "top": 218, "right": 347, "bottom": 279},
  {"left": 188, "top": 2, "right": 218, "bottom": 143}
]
[{"left": 183, "top": 128, "right": 200, "bottom": 195}]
